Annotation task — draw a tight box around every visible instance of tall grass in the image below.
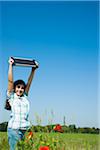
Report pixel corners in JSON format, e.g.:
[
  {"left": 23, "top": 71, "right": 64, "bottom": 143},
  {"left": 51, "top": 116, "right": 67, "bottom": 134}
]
[{"left": 0, "top": 132, "right": 99, "bottom": 150}]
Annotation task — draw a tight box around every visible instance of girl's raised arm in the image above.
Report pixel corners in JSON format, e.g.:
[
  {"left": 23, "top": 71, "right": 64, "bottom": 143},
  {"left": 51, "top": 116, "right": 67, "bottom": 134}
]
[
  {"left": 25, "top": 67, "right": 36, "bottom": 94},
  {"left": 25, "top": 60, "right": 39, "bottom": 94}
]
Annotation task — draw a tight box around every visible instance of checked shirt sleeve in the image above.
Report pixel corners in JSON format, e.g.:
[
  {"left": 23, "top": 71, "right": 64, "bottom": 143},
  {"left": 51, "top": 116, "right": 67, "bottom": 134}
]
[{"left": 6, "top": 91, "right": 14, "bottom": 107}]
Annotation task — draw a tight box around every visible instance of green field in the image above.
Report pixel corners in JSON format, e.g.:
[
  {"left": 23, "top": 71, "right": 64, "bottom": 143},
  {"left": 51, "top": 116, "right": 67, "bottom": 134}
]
[{"left": 0, "top": 132, "right": 100, "bottom": 150}]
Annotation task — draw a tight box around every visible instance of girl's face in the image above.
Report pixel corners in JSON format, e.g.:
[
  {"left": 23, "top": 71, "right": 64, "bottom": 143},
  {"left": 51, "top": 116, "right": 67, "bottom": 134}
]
[{"left": 15, "top": 84, "right": 25, "bottom": 96}]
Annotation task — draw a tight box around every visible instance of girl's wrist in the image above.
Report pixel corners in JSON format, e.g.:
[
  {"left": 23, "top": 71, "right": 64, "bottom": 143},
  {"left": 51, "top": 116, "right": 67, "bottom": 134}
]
[{"left": 32, "top": 67, "right": 35, "bottom": 71}]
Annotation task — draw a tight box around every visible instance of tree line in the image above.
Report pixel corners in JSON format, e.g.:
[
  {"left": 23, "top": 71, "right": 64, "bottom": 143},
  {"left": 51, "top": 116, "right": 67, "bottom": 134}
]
[{"left": 0, "top": 122, "right": 99, "bottom": 134}]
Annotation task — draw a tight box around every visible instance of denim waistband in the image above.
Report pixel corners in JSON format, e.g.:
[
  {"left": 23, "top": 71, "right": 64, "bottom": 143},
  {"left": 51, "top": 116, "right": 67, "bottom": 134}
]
[{"left": 8, "top": 128, "right": 26, "bottom": 131}]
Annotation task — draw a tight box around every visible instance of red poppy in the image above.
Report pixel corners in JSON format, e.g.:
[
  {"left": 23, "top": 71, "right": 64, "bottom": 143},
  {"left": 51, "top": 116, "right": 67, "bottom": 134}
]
[
  {"left": 53, "top": 124, "right": 63, "bottom": 132},
  {"left": 39, "top": 146, "right": 50, "bottom": 150},
  {"left": 54, "top": 124, "right": 61, "bottom": 130}
]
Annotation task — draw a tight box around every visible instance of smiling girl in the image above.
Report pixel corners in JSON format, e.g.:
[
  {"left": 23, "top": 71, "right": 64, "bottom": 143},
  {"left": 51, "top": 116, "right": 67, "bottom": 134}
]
[{"left": 5, "top": 57, "right": 38, "bottom": 150}]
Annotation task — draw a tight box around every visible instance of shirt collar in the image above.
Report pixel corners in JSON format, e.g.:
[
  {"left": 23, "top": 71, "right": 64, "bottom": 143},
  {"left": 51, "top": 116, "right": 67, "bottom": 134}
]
[{"left": 14, "top": 93, "right": 24, "bottom": 99}]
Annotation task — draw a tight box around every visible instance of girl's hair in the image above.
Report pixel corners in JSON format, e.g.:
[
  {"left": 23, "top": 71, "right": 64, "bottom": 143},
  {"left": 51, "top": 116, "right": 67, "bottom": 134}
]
[{"left": 14, "top": 80, "right": 26, "bottom": 91}]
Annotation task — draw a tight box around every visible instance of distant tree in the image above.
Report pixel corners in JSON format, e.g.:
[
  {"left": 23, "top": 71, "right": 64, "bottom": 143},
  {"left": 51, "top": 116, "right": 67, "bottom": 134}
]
[
  {"left": 77, "top": 127, "right": 100, "bottom": 134},
  {"left": 95, "top": 128, "right": 100, "bottom": 134},
  {"left": 78, "top": 127, "right": 86, "bottom": 133},
  {"left": 0, "top": 122, "right": 8, "bottom": 131},
  {"left": 69, "top": 124, "right": 76, "bottom": 133},
  {"left": 62, "top": 125, "right": 70, "bottom": 133}
]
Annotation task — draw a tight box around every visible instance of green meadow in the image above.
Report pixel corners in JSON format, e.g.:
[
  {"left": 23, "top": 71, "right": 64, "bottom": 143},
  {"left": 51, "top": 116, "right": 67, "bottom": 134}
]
[{"left": 0, "top": 132, "right": 100, "bottom": 150}]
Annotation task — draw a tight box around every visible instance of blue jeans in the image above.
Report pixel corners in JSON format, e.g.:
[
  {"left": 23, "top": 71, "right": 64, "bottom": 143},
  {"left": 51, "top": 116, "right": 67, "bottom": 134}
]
[{"left": 7, "top": 128, "right": 26, "bottom": 150}]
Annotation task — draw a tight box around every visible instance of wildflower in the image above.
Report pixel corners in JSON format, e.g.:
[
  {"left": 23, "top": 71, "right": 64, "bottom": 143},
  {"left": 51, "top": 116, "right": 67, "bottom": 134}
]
[
  {"left": 27, "top": 131, "right": 33, "bottom": 140},
  {"left": 39, "top": 146, "right": 50, "bottom": 150},
  {"left": 53, "top": 124, "right": 63, "bottom": 133},
  {"left": 25, "top": 131, "right": 33, "bottom": 142}
]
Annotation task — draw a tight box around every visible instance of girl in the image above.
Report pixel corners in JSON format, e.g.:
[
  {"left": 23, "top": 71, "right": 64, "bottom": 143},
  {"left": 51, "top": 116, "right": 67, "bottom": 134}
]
[{"left": 5, "top": 57, "right": 38, "bottom": 150}]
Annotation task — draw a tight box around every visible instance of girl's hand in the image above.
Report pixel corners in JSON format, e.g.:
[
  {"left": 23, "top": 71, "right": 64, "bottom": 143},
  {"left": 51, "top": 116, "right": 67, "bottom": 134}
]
[
  {"left": 8, "top": 57, "right": 14, "bottom": 65},
  {"left": 32, "top": 61, "right": 39, "bottom": 71}
]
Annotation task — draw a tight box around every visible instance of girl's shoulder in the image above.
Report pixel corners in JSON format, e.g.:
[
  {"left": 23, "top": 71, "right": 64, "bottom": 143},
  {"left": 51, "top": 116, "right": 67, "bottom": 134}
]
[
  {"left": 23, "top": 92, "right": 29, "bottom": 101},
  {"left": 24, "top": 92, "right": 28, "bottom": 97}
]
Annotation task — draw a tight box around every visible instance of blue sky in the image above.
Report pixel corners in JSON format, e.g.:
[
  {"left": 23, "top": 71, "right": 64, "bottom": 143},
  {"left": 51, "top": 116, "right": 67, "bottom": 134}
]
[{"left": 0, "top": 1, "right": 99, "bottom": 128}]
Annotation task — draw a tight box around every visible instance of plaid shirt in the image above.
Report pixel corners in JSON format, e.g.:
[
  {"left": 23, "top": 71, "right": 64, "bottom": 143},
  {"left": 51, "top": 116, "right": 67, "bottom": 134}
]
[{"left": 7, "top": 92, "right": 30, "bottom": 129}]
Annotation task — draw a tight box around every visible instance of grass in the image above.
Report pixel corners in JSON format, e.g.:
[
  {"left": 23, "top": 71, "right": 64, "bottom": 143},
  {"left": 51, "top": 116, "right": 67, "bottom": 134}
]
[{"left": 0, "top": 132, "right": 100, "bottom": 150}]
